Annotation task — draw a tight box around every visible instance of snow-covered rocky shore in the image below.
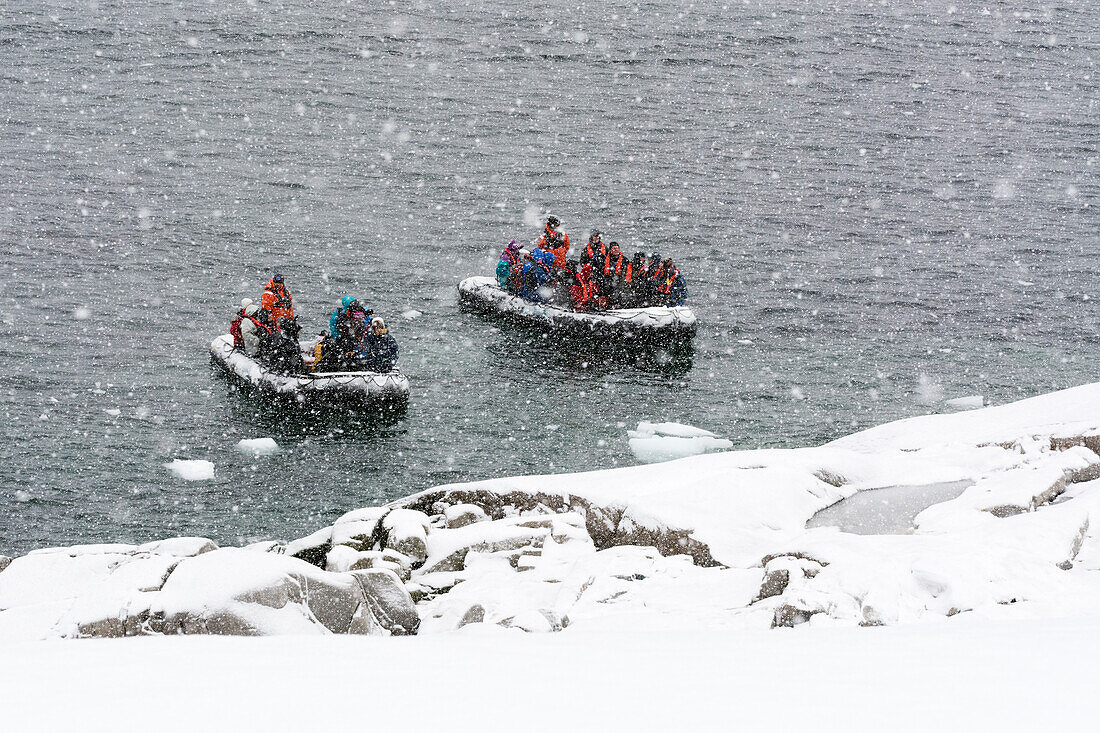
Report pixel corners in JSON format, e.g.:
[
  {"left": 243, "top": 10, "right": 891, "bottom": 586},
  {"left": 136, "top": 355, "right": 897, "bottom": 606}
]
[{"left": 5, "top": 383, "right": 1100, "bottom": 641}]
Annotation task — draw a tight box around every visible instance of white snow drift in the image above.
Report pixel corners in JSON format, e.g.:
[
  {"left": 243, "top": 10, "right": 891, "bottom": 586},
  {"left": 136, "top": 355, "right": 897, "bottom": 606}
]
[{"left": 4, "top": 382, "right": 1100, "bottom": 643}]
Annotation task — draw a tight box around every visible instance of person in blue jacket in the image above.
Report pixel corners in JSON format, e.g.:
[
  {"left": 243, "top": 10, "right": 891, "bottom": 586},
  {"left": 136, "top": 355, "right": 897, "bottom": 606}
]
[
  {"left": 358, "top": 317, "right": 399, "bottom": 372},
  {"left": 519, "top": 249, "right": 555, "bottom": 303}
]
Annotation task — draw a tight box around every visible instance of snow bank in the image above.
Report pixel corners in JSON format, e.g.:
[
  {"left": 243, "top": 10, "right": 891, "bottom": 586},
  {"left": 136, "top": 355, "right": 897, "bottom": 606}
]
[
  {"left": 628, "top": 421, "right": 733, "bottom": 463},
  {"left": 234, "top": 437, "right": 281, "bottom": 456},
  {"left": 6, "top": 382, "right": 1100, "bottom": 641},
  {"left": 4, "top": 618, "right": 1099, "bottom": 733},
  {"left": 165, "top": 459, "right": 215, "bottom": 481}
]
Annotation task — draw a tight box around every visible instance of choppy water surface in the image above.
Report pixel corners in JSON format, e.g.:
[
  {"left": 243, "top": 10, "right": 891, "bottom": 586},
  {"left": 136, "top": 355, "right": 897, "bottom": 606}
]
[{"left": 1, "top": 1, "right": 1096, "bottom": 554}]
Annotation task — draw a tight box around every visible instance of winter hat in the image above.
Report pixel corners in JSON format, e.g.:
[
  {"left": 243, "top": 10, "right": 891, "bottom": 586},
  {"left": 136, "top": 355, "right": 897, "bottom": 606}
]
[
  {"left": 241, "top": 298, "right": 253, "bottom": 308},
  {"left": 506, "top": 240, "right": 521, "bottom": 252},
  {"left": 244, "top": 302, "right": 259, "bottom": 316},
  {"left": 371, "top": 317, "right": 386, "bottom": 328}
]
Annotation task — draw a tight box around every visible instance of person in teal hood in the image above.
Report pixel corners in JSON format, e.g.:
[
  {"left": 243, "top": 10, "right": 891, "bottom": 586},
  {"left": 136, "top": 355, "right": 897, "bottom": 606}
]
[{"left": 330, "top": 296, "right": 372, "bottom": 336}]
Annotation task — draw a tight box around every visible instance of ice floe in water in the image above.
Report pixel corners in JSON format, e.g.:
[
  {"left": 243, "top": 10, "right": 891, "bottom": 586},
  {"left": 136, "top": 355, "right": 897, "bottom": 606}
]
[
  {"left": 945, "top": 395, "right": 984, "bottom": 410},
  {"left": 235, "top": 438, "right": 281, "bottom": 456},
  {"left": 165, "top": 459, "right": 215, "bottom": 481},
  {"left": 628, "top": 421, "right": 733, "bottom": 464}
]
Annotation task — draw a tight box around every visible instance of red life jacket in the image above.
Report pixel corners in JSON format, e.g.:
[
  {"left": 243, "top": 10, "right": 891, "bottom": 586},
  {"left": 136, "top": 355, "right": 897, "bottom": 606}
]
[
  {"left": 230, "top": 310, "right": 271, "bottom": 349},
  {"left": 230, "top": 310, "right": 245, "bottom": 348}
]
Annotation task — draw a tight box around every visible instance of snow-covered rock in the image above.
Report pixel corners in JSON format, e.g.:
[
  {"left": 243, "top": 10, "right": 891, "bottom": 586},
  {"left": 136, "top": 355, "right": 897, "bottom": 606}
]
[
  {"left": 330, "top": 507, "right": 388, "bottom": 551},
  {"left": 165, "top": 459, "right": 215, "bottom": 481},
  {"left": 0, "top": 556, "right": 11, "bottom": 573},
  {"left": 381, "top": 509, "right": 431, "bottom": 565},
  {"left": 235, "top": 437, "right": 281, "bottom": 456},
  {"left": 627, "top": 421, "right": 733, "bottom": 464},
  {"left": 443, "top": 503, "right": 489, "bottom": 529}
]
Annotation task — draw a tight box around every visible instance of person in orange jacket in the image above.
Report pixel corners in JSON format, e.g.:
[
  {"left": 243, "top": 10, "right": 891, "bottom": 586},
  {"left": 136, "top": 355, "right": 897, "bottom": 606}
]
[
  {"left": 260, "top": 273, "right": 296, "bottom": 327},
  {"left": 537, "top": 216, "right": 571, "bottom": 270}
]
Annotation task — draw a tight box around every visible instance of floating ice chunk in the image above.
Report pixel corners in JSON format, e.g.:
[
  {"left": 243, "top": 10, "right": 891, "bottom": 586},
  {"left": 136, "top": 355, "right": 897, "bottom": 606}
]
[
  {"left": 401, "top": 309, "right": 423, "bottom": 320},
  {"left": 235, "top": 438, "right": 280, "bottom": 456},
  {"left": 631, "top": 421, "right": 719, "bottom": 439},
  {"left": 945, "top": 395, "right": 984, "bottom": 410},
  {"left": 103, "top": 409, "right": 121, "bottom": 417},
  {"left": 165, "top": 459, "right": 215, "bottom": 481},
  {"left": 627, "top": 421, "right": 733, "bottom": 464},
  {"left": 14, "top": 491, "right": 33, "bottom": 503},
  {"left": 73, "top": 307, "right": 91, "bottom": 321}
]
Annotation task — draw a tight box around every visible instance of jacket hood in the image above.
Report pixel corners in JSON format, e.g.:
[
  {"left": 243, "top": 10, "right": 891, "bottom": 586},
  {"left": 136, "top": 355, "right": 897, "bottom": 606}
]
[
  {"left": 244, "top": 303, "right": 260, "bottom": 316},
  {"left": 341, "top": 295, "right": 356, "bottom": 308}
]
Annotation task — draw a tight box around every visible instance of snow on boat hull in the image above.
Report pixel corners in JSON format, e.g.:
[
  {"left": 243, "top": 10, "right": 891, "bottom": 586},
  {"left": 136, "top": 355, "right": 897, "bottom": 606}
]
[
  {"left": 458, "top": 276, "right": 697, "bottom": 348},
  {"left": 209, "top": 335, "right": 409, "bottom": 412}
]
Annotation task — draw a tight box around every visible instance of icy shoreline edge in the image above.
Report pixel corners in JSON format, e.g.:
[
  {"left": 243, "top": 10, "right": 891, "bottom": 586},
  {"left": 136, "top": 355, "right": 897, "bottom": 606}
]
[{"left": 4, "top": 382, "right": 1100, "bottom": 640}]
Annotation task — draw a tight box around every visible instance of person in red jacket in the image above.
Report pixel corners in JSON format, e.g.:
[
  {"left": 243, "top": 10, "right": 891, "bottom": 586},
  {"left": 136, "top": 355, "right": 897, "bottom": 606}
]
[
  {"left": 570, "top": 263, "right": 598, "bottom": 311},
  {"left": 537, "top": 216, "right": 571, "bottom": 270}
]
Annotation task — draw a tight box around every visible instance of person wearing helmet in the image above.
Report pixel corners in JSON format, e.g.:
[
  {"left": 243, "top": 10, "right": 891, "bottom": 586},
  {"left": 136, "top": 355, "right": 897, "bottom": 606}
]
[
  {"left": 359, "top": 317, "right": 399, "bottom": 372},
  {"left": 536, "top": 216, "right": 571, "bottom": 270}
]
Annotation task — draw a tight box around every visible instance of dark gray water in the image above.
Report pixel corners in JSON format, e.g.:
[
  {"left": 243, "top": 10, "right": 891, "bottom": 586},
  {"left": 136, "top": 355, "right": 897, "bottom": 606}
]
[{"left": 1, "top": 1, "right": 1097, "bottom": 555}]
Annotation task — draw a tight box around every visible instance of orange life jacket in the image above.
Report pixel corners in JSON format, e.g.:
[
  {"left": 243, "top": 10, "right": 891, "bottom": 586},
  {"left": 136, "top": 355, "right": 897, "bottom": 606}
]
[
  {"left": 538, "top": 226, "right": 570, "bottom": 268},
  {"left": 603, "top": 251, "right": 624, "bottom": 276},
  {"left": 585, "top": 238, "right": 607, "bottom": 262},
  {"left": 261, "top": 280, "right": 295, "bottom": 322},
  {"left": 656, "top": 268, "right": 679, "bottom": 295}
]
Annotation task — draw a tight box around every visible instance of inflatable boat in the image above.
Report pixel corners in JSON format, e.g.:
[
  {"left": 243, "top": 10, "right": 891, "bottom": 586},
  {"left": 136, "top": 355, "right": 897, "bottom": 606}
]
[
  {"left": 458, "top": 276, "right": 697, "bottom": 348},
  {"left": 209, "top": 334, "right": 409, "bottom": 411}
]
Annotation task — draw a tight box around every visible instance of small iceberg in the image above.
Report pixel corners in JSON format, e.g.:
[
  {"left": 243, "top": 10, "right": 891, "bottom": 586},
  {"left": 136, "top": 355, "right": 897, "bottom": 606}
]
[
  {"left": 945, "top": 395, "right": 984, "bottom": 410},
  {"left": 235, "top": 438, "right": 281, "bottom": 456},
  {"left": 165, "top": 459, "right": 215, "bottom": 481},
  {"left": 627, "top": 421, "right": 733, "bottom": 464}
]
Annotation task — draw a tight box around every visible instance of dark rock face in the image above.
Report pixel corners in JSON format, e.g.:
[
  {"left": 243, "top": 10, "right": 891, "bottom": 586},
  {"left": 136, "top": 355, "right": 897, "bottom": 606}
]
[
  {"left": 772, "top": 604, "right": 819, "bottom": 628},
  {"left": 0, "top": 556, "right": 11, "bottom": 574},
  {"left": 756, "top": 569, "right": 790, "bottom": 601}
]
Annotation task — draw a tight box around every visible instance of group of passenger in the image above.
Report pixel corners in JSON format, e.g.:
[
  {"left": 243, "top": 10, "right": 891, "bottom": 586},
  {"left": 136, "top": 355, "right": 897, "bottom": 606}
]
[
  {"left": 495, "top": 217, "right": 688, "bottom": 310},
  {"left": 228, "top": 274, "right": 399, "bottom": 374}
]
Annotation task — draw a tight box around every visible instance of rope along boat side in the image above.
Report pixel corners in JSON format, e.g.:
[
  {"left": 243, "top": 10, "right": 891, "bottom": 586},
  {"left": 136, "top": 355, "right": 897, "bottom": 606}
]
[
  {"left": 458, "top": 276, "right": 697, "bottom": 348},
  {"left": 209, "top": 334, "right": 409, "bottom": 411}
]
